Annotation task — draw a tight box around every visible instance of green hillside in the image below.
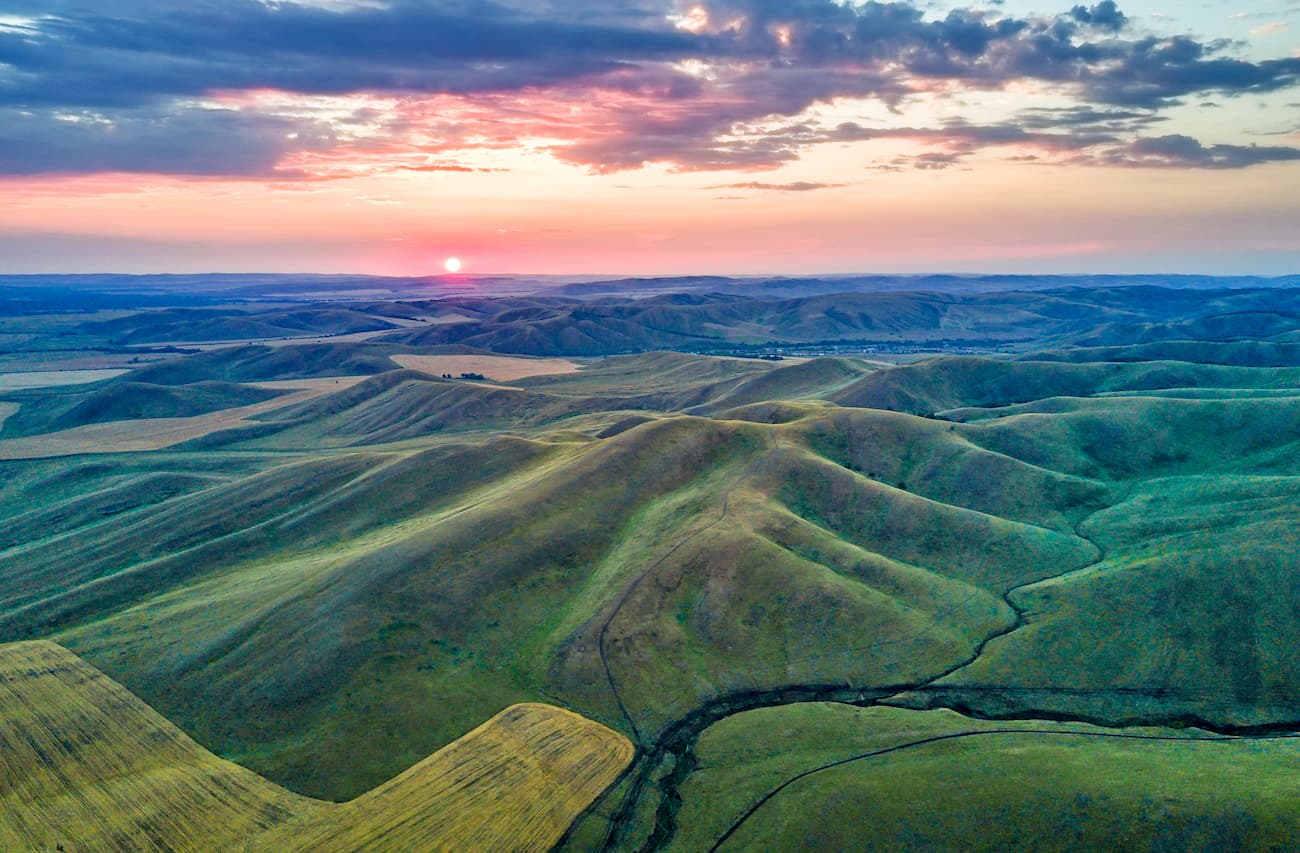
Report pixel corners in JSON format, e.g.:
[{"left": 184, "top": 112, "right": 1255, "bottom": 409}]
[
  {"left": 76, "top": 305, "right": 402, "bottom": 344},
  {"left": 831, "top": 356, "right": 1300, "bottom": 416},
  {"left": 0, "top": 379, "right": 288, "bottom": 438},
  {"left": 665, "top": 704, "right": 1300, "bottom": 852},
  {"left": 2, "top": 335, "right": 1299, "bottom": 850},
  {"left": 126, "top": 343, "right": 406, "bottom": 384},
  {"left": 376, "top": 286, "right": 1300, "bottom": 355}
]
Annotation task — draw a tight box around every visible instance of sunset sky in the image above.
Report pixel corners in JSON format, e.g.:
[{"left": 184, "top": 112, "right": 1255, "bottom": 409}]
[{"left": 1, "top": 0, "right": 1298, "bottom": 275}]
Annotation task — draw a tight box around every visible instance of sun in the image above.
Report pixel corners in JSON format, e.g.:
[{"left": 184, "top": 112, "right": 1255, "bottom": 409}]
[{"left": 444, "top": 257, "right": 462, "bottom": 273}]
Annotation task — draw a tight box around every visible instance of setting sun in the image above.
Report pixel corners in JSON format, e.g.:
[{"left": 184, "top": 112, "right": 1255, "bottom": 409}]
[{"left": 444, "top": 257, "right": 462, "bottom": 273}]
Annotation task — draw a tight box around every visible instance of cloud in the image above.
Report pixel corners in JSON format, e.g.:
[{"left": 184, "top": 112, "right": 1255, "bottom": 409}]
[
  {"left": 0, "top": 107, "right": 334, "bottom": 176},
  {"left": 1069, "top": 1, "right": 1127, "bottom": 32},
  {"left": 909, "top": 151, "right": 967, "bottom": 169},
  {"left": 0, "top": 0, "right": 1298, "bottom": 176},
  {"left": 1249, "top": 21, "right": 1290, "bottom": 38},
  {"left": 834, "top": 117, "right": 1300, "bottom": 171},
  {"left": 1090, "top": 134, "right": 1300, "bottom": 168}
]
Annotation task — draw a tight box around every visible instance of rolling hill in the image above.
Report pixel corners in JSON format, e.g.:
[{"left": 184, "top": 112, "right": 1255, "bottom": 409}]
[
  {"left": 74, "top": 306, "right": 405, "bottom": 344},
  {"left": 2, "top": 366, "right": 1296, "bottom": 813},
  {"left": 372, "top": 285, "right": 1300, "bottom": 355},
  {"left": 3, "top": 293, "right": 1300, "bottom": 852},
  {"left": 0, "top": 379, "right": 288, "bottom": 438},
  {"left": 124, "top": 343, "right": 407, "bottom": 384}
]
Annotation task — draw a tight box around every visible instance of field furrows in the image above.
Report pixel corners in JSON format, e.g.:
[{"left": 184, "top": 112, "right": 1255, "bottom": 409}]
[{"left": 0, "top": 642, "right": 633, "bottom": 853}]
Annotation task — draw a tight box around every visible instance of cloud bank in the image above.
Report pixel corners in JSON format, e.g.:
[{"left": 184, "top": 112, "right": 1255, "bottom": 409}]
[{"left": 1, "top": 0, "right": 1298, "bottom": 176}]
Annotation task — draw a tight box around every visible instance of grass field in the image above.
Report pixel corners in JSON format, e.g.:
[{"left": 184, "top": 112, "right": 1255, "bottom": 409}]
[
  {"left": 0, "top": 641, "right": 632, "bottom": 853},
  {"left": 675, "top": 704, "right": 1300, "bottom": 852}
]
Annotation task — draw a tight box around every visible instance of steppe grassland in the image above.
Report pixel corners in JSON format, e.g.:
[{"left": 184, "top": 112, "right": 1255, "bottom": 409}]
[{"left": 687, "top": 704, "right": 1300, "bottom": 852}]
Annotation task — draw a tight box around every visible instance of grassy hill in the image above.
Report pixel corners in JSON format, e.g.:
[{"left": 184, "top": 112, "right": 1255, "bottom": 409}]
[
  {"left": 126, "top": 343, "right": 406, "bottom": 384},
  {"left": 75, "top": 305, "right": 403, "bottom": 344},
  {"left": 1069, "top": 310, "right": 1300, "bottom": 348},
  {"left": 662, "top": 703, "right": 1300, "bottom": 852},
  {"left": 3, "top": 335, "right": 1300, "bottom": 850},
  {"left": 0, "top": 640, "right": 632, "bottom": 852},
  {"left": 1029, "top": 339, "right": 1300, "bottom": 367},
  {"left": 372, "top": 286, "right": 1300, "bottom": 356},
  {"left": 832, "top": 356, "right": 1300, "bottom": 416},
  {"left": 245, "top": 369, "right": 601, "bottom": 446},
  {"left": 686, "top": 357, "right": 873, "bottom": 413},
  {"left": 0, "top": 379, "right": 288, "bottom": 438},
  {"left": 4, "top": 379, "right": 1295, "bottom": 807}
]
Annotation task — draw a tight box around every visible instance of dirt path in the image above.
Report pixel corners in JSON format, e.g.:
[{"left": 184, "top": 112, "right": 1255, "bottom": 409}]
[{"left": 0, "top": 377, "right": 366, "bottom": 459}]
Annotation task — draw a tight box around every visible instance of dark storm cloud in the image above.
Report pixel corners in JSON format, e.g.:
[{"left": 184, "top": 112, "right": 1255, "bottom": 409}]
[{"left": 0, "top": 0, "right": 1298, "bottom": 175}]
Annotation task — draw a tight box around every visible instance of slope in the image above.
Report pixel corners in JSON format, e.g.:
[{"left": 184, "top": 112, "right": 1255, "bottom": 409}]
[
  {"left": 0, "top": 380, "right": 288, "bottom": 438},
  {"left": 832, "top": 356, "right": 1300, "bottom": 415},
  {"left": 75, "top": 306, "right": 401, "bottom": 344},
  {"left": 10, "top": 407, "right": 1101, "bottom": 798},
  {"left": 676, "top": 704, "right": 1300, "bottom": 852},
  {"left": 0, "top": 640, "right": 632, "bottom": 853},
  {"left": 126, "top": 342, "right": 405, "bottom": 385},
  {"left": 3, "top": 351, "right": 1299, "bottom": 823}
]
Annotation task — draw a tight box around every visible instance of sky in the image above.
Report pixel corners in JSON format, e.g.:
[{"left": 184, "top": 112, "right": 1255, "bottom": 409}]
[{"left": 0, "top": 0, "right": 1298, "bottom": 276}]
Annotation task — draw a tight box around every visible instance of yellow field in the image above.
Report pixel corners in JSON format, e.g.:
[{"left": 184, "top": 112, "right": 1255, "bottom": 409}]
[
  {"left": 0, "top": 641, "right": 633, "bottom": 852},
  {"left": 393, "top": 353, "right": 582, "bottom": 382},
  {"left": 264, "top": 703, "right": 635, "bottom": 852}
]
